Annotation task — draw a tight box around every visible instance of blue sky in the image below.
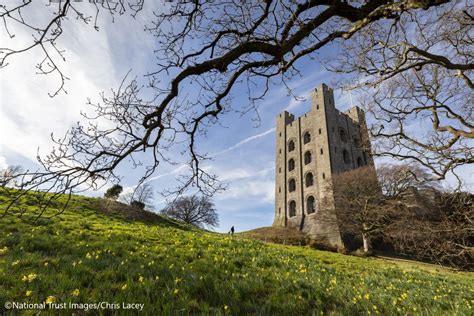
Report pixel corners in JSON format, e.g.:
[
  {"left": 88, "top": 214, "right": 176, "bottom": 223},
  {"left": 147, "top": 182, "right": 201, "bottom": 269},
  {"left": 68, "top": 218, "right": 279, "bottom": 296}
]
[{"left": 1, "top": 2, "right": 472, "bottom": 233}]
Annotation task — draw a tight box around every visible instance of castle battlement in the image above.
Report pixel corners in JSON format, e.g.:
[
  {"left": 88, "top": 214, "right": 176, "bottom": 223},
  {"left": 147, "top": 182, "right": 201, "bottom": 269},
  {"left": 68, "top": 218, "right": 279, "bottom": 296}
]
[{"left": 273, "top": 84, "right": 374, "bottom": 248}]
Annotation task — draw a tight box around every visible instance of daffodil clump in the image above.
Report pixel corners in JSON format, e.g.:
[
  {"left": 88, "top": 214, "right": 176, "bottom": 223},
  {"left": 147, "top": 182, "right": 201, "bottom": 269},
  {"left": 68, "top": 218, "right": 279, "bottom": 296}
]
[{"left": 0, "top": 189, "right": 473, "bottom": 315}]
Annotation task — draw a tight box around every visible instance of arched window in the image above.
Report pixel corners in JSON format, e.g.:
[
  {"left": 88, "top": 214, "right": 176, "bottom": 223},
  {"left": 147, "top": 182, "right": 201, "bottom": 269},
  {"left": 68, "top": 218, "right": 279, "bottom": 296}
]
[
  {"left": 343, "top": 149, "right": 351, "bottom": 164},
  {"left": 305, "top": 172, "right": 314, "bottom": 187},
  {"left": 289, "top": 201, "right": 296, "bottom": 217},
  {"left": 357, "top": 157, "right": 363, "bottom": 167},
  {"left": 288, "top": 140, "right": 295, "bottom": 152},
  {"left": 288, "top": 159, "right": 295, "bottom": 171},
  {"left": 339, "top": 128, "right": 348, "bottom": 143},
  {"left": 304, "top": 151, "right": 312, "bottom": 165},
  {"left": 318, "top": 128, "right": 322, "bottom": 134},
  {"left": 307, "top": 196, "right": 316, "bottom": 214},
  {"left": 303, "top": 132, "right": 311, "bottom": 144},
  {"left": 353, "top": 137, "right": 361, "bottom": 148},
  {"left": 288, "top": 179, "right": 296, "bottom": 192}
]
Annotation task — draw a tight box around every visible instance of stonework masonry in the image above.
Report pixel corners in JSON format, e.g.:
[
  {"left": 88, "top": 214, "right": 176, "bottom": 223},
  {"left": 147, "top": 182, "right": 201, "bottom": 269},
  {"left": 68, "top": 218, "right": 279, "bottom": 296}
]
[{"left": 273, "top": 83, "right": 374, "bottom": 249}]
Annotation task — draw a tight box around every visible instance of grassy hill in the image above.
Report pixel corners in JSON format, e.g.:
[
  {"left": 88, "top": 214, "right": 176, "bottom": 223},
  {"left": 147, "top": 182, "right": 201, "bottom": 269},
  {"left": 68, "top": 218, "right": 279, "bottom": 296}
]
[{"left": 0, "top": 190, "right": 473, "bottom": 315}]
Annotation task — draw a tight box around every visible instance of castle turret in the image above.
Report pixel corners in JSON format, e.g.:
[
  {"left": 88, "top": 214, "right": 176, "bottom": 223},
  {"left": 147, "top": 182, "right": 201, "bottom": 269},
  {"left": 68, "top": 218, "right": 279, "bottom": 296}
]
[{"left": 273, "top": 84, "right": 375, "bottom": 249}]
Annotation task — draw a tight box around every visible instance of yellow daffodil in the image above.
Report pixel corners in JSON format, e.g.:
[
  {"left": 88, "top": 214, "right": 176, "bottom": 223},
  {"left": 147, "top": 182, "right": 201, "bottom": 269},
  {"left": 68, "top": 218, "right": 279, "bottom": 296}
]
[
  {"left": 71, "top": 289, "right": 80, "bottom": 296},
  {"left": 22, "top": 273, "right": 37, "bottom": 282},
  {"left": 45, "top": 296, "right": 56, "bottom": 304}
]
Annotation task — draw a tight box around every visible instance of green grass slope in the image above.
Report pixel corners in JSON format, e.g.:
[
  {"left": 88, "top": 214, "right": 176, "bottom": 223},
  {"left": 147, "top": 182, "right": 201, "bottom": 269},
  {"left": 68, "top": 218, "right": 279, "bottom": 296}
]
[{"left": 0, "top": 191, "right": 473, "bottom": 315}]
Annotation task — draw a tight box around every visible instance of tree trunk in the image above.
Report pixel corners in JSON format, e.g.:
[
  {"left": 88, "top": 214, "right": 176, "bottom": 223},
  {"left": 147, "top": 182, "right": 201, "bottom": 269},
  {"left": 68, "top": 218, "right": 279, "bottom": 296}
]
[{"left": 362, "top": 228, "right": 371, "bottom": 253}]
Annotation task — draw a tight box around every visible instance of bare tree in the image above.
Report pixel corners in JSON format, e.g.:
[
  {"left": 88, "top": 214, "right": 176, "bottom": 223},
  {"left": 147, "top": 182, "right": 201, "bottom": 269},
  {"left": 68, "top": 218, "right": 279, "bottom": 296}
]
[
  {"left": 333, "top": 166, "right": 386, "bottom": 253},
  {"left": 0, "top": 1, "right": 459, "bottom": 217},
  {"left": 328, "top": 2, "right": 473, "bottom": 182},
  {"left": 161, "top": 195, "right": 219, "bottom": 229},
  {"left": 376, "top": 163, "right": 436, "bottom": 198},
  {"left": 121, "top": 183, "right": 154, "bottom": 210},
  {"left": 0, "top": 165, "right": 23, "bottom": 188},
  {"left": 384, "top": 190, "right": 473, "bottom": 270}
]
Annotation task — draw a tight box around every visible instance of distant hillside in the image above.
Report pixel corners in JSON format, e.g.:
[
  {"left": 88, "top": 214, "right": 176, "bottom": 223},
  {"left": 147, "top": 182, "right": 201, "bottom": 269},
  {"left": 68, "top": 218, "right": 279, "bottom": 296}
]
[
  {"left": 0, "top": 189, "right": 473, "bottom": 315},
  {"left": 241, "top": 226, "right": 308, "bottom": 246}
]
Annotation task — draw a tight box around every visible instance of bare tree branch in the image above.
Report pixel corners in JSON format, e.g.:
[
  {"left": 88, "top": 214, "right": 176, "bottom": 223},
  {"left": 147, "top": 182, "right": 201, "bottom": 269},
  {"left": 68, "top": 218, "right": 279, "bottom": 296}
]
[{"left": 0, "top": 0, "right": 455, "bottom": 217}]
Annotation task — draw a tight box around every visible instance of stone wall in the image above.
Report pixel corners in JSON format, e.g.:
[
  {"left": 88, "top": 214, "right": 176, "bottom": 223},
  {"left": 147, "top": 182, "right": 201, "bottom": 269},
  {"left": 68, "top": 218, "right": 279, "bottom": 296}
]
[{"left": 273, "top": 83, "right": 374, "bottom": 249}]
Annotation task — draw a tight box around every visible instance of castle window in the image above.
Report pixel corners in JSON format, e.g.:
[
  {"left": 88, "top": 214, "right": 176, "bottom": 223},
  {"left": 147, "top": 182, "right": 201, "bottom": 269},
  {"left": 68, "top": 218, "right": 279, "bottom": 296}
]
[
  {"left": 318, "top": 128, "right": 322, "bottom": 135},
  {"left": 288, "top": 140, "right": 295, "bottom": 152},
  {"left": 305, "top": 172, "right": 314, "bottom": 187},
  {"left": 303, "top": 132, "right": 311, "bottom": 144},
  {"left": 279, "top": 187, "right": 281, "bottom": 193},
  {"left": 320, "top": 148, "right": 323, "bottom": 155},
  {"left": 343, "top": 149, "right": 351, "bottom": 164},
  {"left": 279, "top": 148, "right": 281, "bottom": 154},
  {"left": 317, "top": 104, "right": 319, "bottom": 110},
  {"left": 279, "top": 132, "right": 282, "bottom": 137},
  {"left": 357, "top": 157, "right": 363, "bottom": 167},
  {"left": 289, "top": 201, "right": 296, "bottom": 217},
  {"left": 322, "top": 173, "right": 326, "bottom": 179},
  {"left": 353, "top": 137, "right": 361, "bottom": 147},
  {"left": 339, "top": 128, "right": 348, "bottom": 143},
  {"left": 304, "top": 151, "right": 312, "bottom": 165},
  {"left": 307, "top": 196, "right": 316, "bottom": 214},
  {"left": 288, "top": 159, "right": 295, "bottom": 171},
  {"left": 288, "top": 179, "right": 296, "bottom": 192},
  {"left": 279, "top": 167, "right": 281, "bottom": 173},
  {"left": 279, "top": 207, "right": 281, "bottom": 215}
]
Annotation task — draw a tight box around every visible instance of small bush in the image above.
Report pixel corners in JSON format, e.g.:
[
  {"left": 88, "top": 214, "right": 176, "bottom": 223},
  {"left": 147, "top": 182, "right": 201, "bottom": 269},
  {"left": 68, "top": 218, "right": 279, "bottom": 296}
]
[{"left": 352, "top": 248, "right": 374, "bottom": 257}]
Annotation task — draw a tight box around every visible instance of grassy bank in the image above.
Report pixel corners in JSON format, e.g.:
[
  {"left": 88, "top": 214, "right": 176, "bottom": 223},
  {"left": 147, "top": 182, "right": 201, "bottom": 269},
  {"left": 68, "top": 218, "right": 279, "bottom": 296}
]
[{"left": 0, "top": 191, "right": 472, "bottom": 315}]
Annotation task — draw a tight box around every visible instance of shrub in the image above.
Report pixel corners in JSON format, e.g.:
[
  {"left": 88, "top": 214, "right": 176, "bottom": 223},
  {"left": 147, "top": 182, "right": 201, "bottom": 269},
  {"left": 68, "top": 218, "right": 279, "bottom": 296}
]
[{"left": 104, "top": 184, "right": 123, "bottom": 200}]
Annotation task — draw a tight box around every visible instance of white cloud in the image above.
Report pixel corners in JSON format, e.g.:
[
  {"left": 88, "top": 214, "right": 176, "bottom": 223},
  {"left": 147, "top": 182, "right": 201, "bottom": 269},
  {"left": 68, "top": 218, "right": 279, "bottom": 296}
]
[
  {"left": 285, "top": 96, "right": 307, "bottom": 112},
  {"left": 210, "top": 127, "right": 275, "bottom": 157},
  {"left": 217, "top": 179, "right": 275, "bottom": 204},
  {"left": 0, "top": 3, "right": 158, "bottom": 163},
  {"left": 0, "top": 156, "right": 7, "bottom": 170},
  {"left": 143, "top": 164, "right": 188, "bottom": 184},
  {"left": 217, "top": 165, "right": 274, "bottom": 182}
]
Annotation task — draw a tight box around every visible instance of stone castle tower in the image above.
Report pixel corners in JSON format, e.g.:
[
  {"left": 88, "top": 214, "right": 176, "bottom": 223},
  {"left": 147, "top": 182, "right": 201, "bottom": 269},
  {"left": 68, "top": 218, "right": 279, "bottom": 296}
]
[{"left": 273, "top": 83, "right": 374, "bottom": 248}]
